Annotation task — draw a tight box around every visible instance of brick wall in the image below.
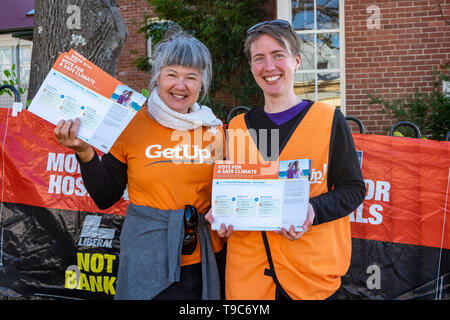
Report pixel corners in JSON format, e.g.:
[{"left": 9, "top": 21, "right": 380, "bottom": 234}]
[
  {"left": 116, "top": 0, "right": 154, "bottom": 94},
  {"left": 114, "top": 0, "right": 275, "bottom": 119},
  {"left": 345, "top": 0, "right": 450, "bottom": 135}
]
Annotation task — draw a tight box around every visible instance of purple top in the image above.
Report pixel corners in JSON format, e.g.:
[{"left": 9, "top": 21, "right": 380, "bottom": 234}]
[{"left": 264, "top": 100, "right": 310, "bottom": 126}]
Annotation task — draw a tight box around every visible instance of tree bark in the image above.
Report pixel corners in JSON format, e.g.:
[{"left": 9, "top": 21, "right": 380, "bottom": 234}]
[{"left": 28, "top": 0, "right": 128, "bottom": 100}]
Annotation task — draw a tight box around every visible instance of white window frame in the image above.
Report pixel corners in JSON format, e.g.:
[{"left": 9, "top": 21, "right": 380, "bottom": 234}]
[
  {"left": 0, "top": 35, "right": 32, "bottom": 86},
  {"left": 0, "top": 46, "right": 13, "bottom": 82},
  {"left": 146, "top": 18, "right": 156, "bottom": 62},
  {"left": 146, "top": 17, "right": 171, "bottom": 63},
  {"left": 0, "top": 34, "right": 32, "bottom": 108},
  {"left": 277, "top": 0, "right": 346, "bottom": 113},
  {"left": 17, "top": 44, "right": 32, "bottom": 86}
]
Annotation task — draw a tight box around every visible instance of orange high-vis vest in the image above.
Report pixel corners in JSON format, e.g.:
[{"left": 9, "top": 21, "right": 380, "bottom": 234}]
[{"left": 225, "top": 102, "right": 351, "bottom": 300}]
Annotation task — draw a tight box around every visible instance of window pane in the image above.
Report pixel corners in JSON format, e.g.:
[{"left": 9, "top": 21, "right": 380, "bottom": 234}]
[
  {"left": 317, "top": 0, "right": 339, "bottom": 29},
  {"left": 19, "top": 47, "right": 32, "bottom": 85},
  {"left": 0, "top": 48, "right": 12, "bottom": 66},
  {"left": 298, "top": 34, "right": 315, "bottom": 70},
  {"left": 289, "top": 1, "right": 341, "bottom": 109},
  {"left": 292, "top": 0, "right": 314, "bottom": 30},
  {"left": 294, "top": 72, "right": 315, "bottom": 100},
  {"left": 317, "top": 33, "right": 339, "bottom": 69},
  {"left": 20, "top": 66, "right": 30, "bottom": 85},
  {"left": 0, "top": 48, "right": 12, "bottom": 81},
  {"left": 318, "top": 72, "right": 340, "bottom": 107},
  {"left": 19, "top": 47, "right": 31, "bottom": 64}
]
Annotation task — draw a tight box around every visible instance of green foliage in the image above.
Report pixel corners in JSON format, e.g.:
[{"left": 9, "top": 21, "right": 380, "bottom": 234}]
[
  {"left": 0, "top": 64, "right": 27, "bottom": 97},
  {"left": 141, "top": 88, "right": 150, "bottom": 98},
  {"left": 367, "top": 63, "right": 450, "bottom": 141},
  {"left": 131, "top": 52, "right": 153, "bottom": 73},
  {"left": 136, "top": 0, "right": 268, "bottom": 119}
]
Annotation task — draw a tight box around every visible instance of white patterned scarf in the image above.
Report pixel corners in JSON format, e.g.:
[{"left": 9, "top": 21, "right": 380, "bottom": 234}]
[{"left": 147, "top": 88, "right": 222, "bottom": 131}]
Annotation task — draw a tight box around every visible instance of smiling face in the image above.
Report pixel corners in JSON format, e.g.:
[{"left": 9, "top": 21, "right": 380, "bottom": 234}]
[
  {"left": 157, "top": 65, "right": 203, "bottom": 114},
  {"left": 249, "top": 34, "right": 301, "bottom": 100}
]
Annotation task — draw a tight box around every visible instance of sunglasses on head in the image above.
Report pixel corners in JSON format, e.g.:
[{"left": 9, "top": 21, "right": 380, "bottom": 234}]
[
  {"left": 182, "top": 205, "right": 199, "bottom": 255},
  {"left": 247, "top": 19, "right": 292, "bottom": 35}
]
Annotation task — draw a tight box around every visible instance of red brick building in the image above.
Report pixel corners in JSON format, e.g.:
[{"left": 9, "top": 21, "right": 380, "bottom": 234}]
[
  {"left": 115, "top": 0, "right": 153, "bottom": 95},
  {"left": 1, "top": 1, "right": 448, "bottom": 135},
  {"left": 344, "top": 0, "right": 450, "bottom": 134},
  {"left": 114, "top": 0, "right": 449, "bottom": 135}
]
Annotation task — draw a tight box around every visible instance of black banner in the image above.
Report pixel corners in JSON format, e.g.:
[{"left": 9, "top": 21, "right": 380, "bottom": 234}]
[
  {"left": 0, "top": 202, "right": 123, "bottom": 300},
  {"left": 1, "top": 201, "right": 448, "bottom": 299}
]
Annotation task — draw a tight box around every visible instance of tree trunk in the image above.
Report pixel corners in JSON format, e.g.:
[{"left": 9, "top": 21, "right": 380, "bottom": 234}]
[{"left": 27, "top": 0, "right": 128, "bottom": 101}]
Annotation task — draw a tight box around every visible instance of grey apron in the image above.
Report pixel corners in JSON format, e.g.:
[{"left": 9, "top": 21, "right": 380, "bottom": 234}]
[{"left": 114, "top": 203, "right": 220, "bottom": 300}]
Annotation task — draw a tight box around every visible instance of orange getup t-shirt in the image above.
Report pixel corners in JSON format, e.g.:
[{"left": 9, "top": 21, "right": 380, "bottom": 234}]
[{"left": 109, "top": 107, "right": 225, "bottom": 266}]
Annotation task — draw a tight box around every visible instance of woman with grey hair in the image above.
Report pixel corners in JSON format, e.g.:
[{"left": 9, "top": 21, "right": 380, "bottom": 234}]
[{"left": 54, "top": 29, "right": 225, "bottom": 300}]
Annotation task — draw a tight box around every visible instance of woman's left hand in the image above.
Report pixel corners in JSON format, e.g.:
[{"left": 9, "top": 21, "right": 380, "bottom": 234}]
[
  {"left": 205, "top": 208, "right": 213, "bottom": 224},
  {"left": 276, "top": 203, "right": 315, "bottom": 241}
]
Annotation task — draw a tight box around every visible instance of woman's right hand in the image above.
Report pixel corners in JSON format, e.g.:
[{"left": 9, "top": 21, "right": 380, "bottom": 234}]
[
  {"left": 54, "top": 118, "right": 94, "bottom": 163},
  {"left": 205, "top": 209, "right": 234, "bottom": 238}
]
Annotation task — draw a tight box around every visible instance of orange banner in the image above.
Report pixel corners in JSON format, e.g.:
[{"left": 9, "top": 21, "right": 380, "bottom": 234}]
[
  {"left": 0, "top": 109, "right": 449, "bottom": 249},
  {"left": 351, "top": 133, "right": 450, "bottom": 249},
  {"left": 0, "top": 109, "right": 127, "bottom": 215}
]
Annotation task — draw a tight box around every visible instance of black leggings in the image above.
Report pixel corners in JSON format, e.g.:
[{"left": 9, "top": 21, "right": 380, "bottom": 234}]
[
  {"left": 153, "top": 262, "right": 203, "bottom": 300},
  {"left": 153, "top": 249, "right": 226, "bottom": 300}
]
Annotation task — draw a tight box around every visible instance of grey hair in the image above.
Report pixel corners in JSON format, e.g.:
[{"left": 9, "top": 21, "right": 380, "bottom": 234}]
[{"left": 149, "top": 28, "right": 212, "bottom": 101}]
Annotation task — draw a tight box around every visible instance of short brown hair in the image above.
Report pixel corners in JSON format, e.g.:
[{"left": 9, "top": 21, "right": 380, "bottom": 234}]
[{"left": 244, "top": 22, "right": 301, "bottom": 61}]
